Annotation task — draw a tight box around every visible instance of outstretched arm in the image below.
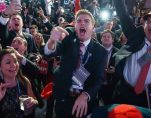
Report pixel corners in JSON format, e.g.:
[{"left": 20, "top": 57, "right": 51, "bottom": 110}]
[{"left": 113, "top": 0, "right": 136, "bottom": 39}]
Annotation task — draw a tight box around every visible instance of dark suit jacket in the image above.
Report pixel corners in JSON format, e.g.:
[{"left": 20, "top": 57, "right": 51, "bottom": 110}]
[
  {"left": 112, "top": 0, "right": 148, "bottom": 107},
  {"left": 47, "top": 27, "right": 107, "bottom": 102},
  {"left": 106, "top": 47, "right": 119, "bottom": 83},
  {"left": 99, "top": 46, "right": 119, "bottom": 105},
  {"left": 21, "top": 57, "right": 39, "bottom": 81},
  {"left": 0, "top": 23, "right": 38, "bottom": 53}
]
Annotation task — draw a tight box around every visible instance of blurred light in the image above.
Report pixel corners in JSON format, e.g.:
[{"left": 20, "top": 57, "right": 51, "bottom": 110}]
[
  {"left": 60, "top": 8, "right": 65, "bottom": 13},
  {"left": 113, "top": 11, "right": 117, "bottom": 16},
  {"left": 100, "top": 10, "right": 110, "bottom": 21}
]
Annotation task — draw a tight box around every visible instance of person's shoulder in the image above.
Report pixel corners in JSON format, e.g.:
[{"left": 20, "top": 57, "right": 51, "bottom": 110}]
[
  {"left": 113, "top": 46, "right": 119, "bottom": 52},
  {"left": 92, "top": 39, "right": 107, "bottom": 53},
  {"left": 65, "top": 27, "right": 75, "bottom": 33},
  {"left": 64, "top": 27, "right": 76, "bottom": 39},
  {"left": 23, "top": 32, "right": 32, "bottom": 38}
]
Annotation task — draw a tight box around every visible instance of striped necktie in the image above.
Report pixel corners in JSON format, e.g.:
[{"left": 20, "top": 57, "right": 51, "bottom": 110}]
[{"left": 134, "top": 46, "right": 151, "bottom": 94}]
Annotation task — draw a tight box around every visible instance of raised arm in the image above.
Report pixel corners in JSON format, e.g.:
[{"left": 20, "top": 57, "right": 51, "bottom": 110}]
[
  {"left": 0, "top": 2, "right": 22, "bottom": 25},
  {"left": 113, "top": 0, "right": 136, "bottom": 39}
]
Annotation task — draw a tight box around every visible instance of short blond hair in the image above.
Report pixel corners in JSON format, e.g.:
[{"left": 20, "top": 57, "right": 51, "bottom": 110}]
[{"left": 75, "top": 9, "right": 95, "bottom": 25}]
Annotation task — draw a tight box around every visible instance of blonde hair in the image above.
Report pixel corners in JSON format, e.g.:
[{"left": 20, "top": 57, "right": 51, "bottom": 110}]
[
  {"left": 75, "top": 9, "right": 95, "bottom": 25},
  {"left": 34, "top": 33, "right": 45, "bottom": 47}
]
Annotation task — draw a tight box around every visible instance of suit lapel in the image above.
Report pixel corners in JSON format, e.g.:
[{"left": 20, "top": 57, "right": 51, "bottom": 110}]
[
  {"left": 83, "top": 39, "right": 94, "bottom": 66},
  {"left": 72, "top": 37, "right": 80, "bottom": 69}
]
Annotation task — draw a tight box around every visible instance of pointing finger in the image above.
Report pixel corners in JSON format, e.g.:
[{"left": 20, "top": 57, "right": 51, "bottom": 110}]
[{"left": 56, "top": 26, "right": 69, "bottom": 36}]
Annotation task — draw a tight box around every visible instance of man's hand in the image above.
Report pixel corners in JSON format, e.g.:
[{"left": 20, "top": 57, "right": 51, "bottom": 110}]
[
  {"left": 105, "top": 66, "right": 115, "bottom": 74},
  {"left": 38, "top": 7, "right": 46, "bottom": 19},
  {"left": 72, "top": 92, "right": 88, "bottom": 118},
  {"left": 3, "top": 2, "right": 22, "bottom": 16},
  {"left": 6, "top": 46, "right": 24, "bottom": 62},
  {"left": 47, "top": 26, "right": 69, "bottom": 50}
]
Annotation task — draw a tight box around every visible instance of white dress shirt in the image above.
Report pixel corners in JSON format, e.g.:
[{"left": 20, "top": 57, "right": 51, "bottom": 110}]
[
  {"left": 104, "top": 45, "right": 113, "bottom": 67},
  {"left": 0, "top": 16, "right": 9, "bottom": 25},
  {"left": 44, "top": 38, "right": 91, "bottom": 55},
  {"left": 124, "top": 38, "right": 151, "bottom": 87}
]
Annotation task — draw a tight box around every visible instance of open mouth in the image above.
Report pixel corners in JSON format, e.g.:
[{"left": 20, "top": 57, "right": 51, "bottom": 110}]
[
  {"left": 79, "top": 28, "right": 86, "bottom": 35},
  {"left": 15, "top": 23, "right": 19, "bottom": 27},
  {"left": 8, "top": 69, "right": 16, "bottom": 73}
]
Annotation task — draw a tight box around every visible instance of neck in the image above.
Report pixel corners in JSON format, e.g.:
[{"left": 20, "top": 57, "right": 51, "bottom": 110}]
[
  {"left": 4, "top": 77, "right": 17, "bottom": 87},
  {"left": 15, "top": 30, "right": 23, "bottom": 36},
  {"left": 103, "top": 44, "right": 113, "bottom": 49}
]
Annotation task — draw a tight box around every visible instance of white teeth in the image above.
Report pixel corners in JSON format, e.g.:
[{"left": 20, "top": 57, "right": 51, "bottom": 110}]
[{"left": 39, "top": 67, "right": 47, "bottom": 72}]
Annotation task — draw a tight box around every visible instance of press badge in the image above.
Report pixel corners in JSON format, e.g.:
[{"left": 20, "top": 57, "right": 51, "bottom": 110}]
[{"left": 72, "top": 65, "right": 90, "bottom": 87}]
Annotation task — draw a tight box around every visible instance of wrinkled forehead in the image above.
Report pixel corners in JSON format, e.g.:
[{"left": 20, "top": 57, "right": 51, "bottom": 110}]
[{"left": 10, "top": 14, "right": 22, "bottom": 21}]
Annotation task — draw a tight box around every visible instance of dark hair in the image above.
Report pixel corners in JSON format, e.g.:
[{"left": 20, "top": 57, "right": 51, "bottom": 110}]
[
  {"left": 101, "top": 29, "right": 115, "bottom": 40},
  {"left": 143, "top": 12, "right": 151, "bottom": 21},
  {"left": 0, "top": 49, "right": 14, "bottom": 65},
  {"left": 0, "top": 49, "right": 28, "bottom": 87}
]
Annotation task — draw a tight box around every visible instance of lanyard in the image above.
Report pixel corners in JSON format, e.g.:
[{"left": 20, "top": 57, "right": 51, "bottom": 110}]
[
  {"left": 17, "top": 79, "right": 21, "bottom": 96},
  {"left": 82, "top": 51, "right": 92, "bottom": 66}
]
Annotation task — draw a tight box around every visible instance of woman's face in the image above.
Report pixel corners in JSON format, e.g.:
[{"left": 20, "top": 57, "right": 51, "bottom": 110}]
[
  {"left": 34, "top": 34, "right": 43, "bottom": 45},
  {"left": 0, "top": 53, "right": 19, "bottom": 79}
]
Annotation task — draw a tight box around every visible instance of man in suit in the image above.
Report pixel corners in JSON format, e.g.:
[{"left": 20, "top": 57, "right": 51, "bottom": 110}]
[
  {"left": 44, "top": 9, "right": 107, "bottom": 118},
  {"left": 98, "top": 29, "right": 119, "bottom": 105},
  {"left": 112, "top": 0, "right": 151, "bottom": 107},
  {"left": 0, "top": 1, "right": 38, "bottom": 53}
]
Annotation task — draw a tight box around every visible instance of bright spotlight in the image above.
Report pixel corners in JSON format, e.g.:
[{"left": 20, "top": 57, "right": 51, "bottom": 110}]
[
  {"left": 100, "top": 10, "right": 110, "bottom": 21},
  {"left": 113, "top": 11, "right": 117, "bottom": 16}
]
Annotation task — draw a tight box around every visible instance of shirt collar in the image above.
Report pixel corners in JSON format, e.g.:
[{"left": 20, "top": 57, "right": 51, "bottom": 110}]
[
  {"left": 80, "top": 39, "right": 91, "bottom": 47},
  {"left": 104, "top": 45, "right": 113, "bottom": 52},
  {"left": 145, "top": 37, "right": 151, "bottom": 47}
]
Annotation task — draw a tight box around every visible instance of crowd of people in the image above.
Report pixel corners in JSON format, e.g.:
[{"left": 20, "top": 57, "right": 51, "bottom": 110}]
[{"left": 0, "top": 0, "right": 151, "bottom": 118}]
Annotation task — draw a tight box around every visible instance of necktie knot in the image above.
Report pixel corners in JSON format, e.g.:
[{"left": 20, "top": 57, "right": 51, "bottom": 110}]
[{"left": 80, "top": 42, "right": 84, "bottom": 47}]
